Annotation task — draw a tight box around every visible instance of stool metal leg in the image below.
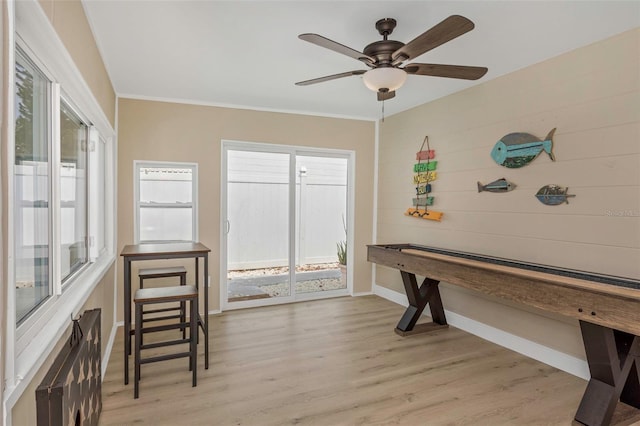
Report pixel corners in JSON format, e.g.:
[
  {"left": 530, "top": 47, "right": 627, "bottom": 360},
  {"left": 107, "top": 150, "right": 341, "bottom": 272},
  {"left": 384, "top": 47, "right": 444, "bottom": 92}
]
[
  {"left": 139, "top": 276, "right": 145, "bottom": 348},
  {"left": 191, "top": 297, "right": 197, "bottom": 387},
  {"left": 180, "top": 272, "right": 187, "bottom": 339},
  {"left": 134, "top": 302, "right": 142, "bottom": 399}
]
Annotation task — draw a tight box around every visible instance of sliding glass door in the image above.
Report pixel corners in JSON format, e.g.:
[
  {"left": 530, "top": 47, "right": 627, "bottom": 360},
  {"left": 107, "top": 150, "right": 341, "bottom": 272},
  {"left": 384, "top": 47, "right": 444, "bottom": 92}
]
[
  {"left": 294, "top": 155, "right": 348, "bottom": 297},
  {"left": 222, "top": 142, "right": 351, "bottom": 309},
  {"left": 225, "top": 149, "right": 292, "bottom": 304}
]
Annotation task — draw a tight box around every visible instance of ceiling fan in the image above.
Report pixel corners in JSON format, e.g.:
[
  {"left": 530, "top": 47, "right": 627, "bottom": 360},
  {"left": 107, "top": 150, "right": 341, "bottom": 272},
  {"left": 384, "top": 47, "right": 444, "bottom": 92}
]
[{"left": 295, "top": 15, "right": 488, "bottom": 101}]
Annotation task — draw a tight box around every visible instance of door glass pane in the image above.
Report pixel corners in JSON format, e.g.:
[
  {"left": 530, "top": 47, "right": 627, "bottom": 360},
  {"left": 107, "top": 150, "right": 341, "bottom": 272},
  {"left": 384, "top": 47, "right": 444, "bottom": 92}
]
[
  {"left": 295, "top": 156, "right": 348, "bottom": 294},
  {"left": 15, "top": 47, "right": 51, "bottom": 323},
  {"left": 227, "top": 150, "right": 290, "bottom": 302}
]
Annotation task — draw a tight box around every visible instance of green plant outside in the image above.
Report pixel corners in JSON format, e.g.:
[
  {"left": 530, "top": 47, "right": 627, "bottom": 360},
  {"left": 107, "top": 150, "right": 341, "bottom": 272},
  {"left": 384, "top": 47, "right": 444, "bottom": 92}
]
[{"left": 336, "top": 241, "right": 347, "bottom": 265}]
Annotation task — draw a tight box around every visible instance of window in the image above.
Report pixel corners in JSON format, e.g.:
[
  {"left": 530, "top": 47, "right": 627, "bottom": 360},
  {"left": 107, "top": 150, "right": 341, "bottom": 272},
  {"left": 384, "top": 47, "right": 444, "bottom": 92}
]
[
  {"left": 135, "top": 162, "right": 198, "bottom": 243},
  {"left": 13, "top": 47, "right": 106, "bottom": 325},
  {"left": 14, "top": 46, "right": 52, "bottom": 322}
]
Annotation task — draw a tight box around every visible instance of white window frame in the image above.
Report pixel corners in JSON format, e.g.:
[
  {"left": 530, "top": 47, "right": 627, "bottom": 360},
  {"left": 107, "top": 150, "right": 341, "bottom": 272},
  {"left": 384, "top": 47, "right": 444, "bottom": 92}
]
[
  {"left": 134, "top": 160, "right": 199, "bottom": 244},
  {"left": 13, "top": 44, "right": 56, "bottom": 313},
  {"left": 4, "top": 0, "right": 117, "bottom": 414},
  {"left": 58, "top": 94, "right": 91, "bottom": 287}
]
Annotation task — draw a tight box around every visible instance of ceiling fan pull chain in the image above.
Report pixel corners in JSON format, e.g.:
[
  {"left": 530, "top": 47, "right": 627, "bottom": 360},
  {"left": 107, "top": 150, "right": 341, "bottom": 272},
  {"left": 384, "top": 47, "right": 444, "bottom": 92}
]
[{"left": 381, "top": 98, "right": 385, "bottom": 122}]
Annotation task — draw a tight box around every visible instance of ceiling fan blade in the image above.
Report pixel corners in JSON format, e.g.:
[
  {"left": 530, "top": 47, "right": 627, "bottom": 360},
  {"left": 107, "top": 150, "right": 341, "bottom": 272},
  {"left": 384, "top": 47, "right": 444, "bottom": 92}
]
[
  {"left": 299, "top": 34, "right": 375, "bottom": 65},
  {"left": 377, "top": 90, "right": 395, "bottom": 101},
  {"left": 295, "top": 70, "right": 366, "bottom": 86},
  {"left": 404, "top": 63, "right": 488, "bottom": 80},
  {"left": 392, "top": 15, "right": 475, "bottom": 63}
]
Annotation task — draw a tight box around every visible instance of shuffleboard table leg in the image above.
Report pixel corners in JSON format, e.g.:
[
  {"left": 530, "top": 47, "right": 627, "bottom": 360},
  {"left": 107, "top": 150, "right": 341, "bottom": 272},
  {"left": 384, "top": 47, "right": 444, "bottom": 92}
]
[
  {"left": 395, "top": 271, "right": 448, "bottom": 337},
  {"left": 574, "top": 321, "right": 640, "bottom": 426}
]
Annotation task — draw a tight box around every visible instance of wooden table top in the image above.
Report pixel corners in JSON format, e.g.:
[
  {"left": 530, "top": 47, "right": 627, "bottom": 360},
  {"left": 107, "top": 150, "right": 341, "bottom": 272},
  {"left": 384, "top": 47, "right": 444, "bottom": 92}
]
[
  {"left": 120, "top": 242, "right": 211, "bottom": 257},
  {"left": 399, "top": 248, "right": 640, "bottom": 300}
]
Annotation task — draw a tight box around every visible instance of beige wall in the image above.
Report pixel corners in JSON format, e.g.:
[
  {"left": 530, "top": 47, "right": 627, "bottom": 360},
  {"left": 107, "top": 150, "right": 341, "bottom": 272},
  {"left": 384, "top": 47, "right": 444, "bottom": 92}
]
[
  {"left": 38, "top": 0, "right": 116, "bottom": 127},
  {"left": 375, "top": 29, "right": 640, "bottom": 359},
  {"left": 116, "top": 99, "right": 375, "bottom": 320},
  {"left": 8, "top": 1, "right": 117, "bottom": 421}
]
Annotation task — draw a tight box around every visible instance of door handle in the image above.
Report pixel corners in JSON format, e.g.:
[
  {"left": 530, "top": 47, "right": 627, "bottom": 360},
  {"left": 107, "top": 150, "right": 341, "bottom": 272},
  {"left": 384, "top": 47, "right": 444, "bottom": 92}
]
[{"left": 225, "top": 220, "right": 231, "bottom": 235}]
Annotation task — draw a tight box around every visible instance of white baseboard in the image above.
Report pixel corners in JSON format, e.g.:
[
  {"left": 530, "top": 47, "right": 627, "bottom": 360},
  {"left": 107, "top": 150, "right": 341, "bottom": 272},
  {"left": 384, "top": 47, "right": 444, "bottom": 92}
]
[
  {"left": 102, "top": 321, "right": 119, "bottom": 379},
  {"left": 373, "top": 284, "right": 589, "bottom": 380},
  {"left": 352, "top": 291, "right": 373, "bottom": 297}
]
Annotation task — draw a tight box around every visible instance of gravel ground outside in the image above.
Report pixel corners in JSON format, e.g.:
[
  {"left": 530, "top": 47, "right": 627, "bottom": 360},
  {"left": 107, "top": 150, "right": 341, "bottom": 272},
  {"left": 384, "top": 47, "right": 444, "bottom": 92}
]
[{"left": 228, "top": 263, "right": 346, "bottom": 300}]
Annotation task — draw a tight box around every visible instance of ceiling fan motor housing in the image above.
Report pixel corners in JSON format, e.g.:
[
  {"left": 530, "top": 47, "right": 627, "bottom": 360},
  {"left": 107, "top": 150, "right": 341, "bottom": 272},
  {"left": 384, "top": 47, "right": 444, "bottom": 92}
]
[{"left": 364, "top": 40, "right": 405, "bottom": 67}]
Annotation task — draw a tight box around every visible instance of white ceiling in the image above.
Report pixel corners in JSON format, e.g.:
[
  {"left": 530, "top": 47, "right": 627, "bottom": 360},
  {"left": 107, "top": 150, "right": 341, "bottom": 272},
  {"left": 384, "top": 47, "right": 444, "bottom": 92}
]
[{"left": 82, "top": 1, "right": 639, "bottom": 121}]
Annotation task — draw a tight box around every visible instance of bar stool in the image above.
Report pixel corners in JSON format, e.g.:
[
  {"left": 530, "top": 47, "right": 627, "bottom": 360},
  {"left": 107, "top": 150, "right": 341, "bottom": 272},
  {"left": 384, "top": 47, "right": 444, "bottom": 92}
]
[
  {"left": 134, "top": 285, "right": 198, "bottom": 399},
  {"left": 138, "top": 266, "right": 188, "bottom": 342},
  {"left": 139, "top": 266, "right": 187, "bottom": 288}
]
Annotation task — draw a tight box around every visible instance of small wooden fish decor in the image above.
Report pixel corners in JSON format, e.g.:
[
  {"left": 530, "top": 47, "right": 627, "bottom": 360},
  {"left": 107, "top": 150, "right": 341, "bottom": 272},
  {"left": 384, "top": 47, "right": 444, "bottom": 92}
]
[
  {"left": 477, "top": 178, "right": 516, "bottom": 193},
  {"left": 491, "top": 128, "right": 556, "bottom": 168},
  {"left": 406, "top": 136, "right": 443, "bottom": 222},
  {"left": 535, "top": 184, "right": 576, "bottom": 205}
]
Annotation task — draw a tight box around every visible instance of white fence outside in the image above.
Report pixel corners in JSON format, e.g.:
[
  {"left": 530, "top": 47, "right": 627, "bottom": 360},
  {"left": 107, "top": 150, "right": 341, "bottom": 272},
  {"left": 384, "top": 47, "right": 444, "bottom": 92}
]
[{"left": 227, "top": 152, "right": 347, "bottom": 270}]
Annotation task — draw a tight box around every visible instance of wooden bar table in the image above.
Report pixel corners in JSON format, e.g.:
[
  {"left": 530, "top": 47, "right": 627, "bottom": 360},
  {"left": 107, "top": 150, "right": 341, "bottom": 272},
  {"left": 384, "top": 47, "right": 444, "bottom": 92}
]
[{"left": 120, "top": 242, "right": 211, "bottom": 385}]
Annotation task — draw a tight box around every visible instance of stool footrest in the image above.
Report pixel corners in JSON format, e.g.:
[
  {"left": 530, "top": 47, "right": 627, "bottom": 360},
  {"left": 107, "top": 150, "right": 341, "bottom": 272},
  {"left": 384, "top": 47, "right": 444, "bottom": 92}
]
[
  {"left": 141, "top": 338, "right": 191, "bottom": 350},
  {"left": 142, "top": 314, "right": 183, "bottom": 323},
  {"left": 143, "top": 306, "right": 182, "bottom": 315},
  {"left": 140, "top": 352, "right": 191, "bottom": 365},
  {"left": 142, "top": 322, "right": 191, "bottom": 334}
]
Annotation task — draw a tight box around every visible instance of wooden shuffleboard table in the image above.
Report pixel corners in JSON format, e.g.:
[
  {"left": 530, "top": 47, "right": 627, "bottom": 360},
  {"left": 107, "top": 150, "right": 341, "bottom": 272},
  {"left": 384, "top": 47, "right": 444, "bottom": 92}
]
[{"left": 367, "top": 243, "right": 640, "bottom": 426}]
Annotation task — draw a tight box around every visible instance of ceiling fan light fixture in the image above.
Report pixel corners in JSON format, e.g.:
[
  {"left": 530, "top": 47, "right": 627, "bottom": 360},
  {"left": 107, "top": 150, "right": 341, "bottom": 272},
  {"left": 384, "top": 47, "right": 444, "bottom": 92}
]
[{"left": 362, "top": 67, "right": 407, "bottom": 92}]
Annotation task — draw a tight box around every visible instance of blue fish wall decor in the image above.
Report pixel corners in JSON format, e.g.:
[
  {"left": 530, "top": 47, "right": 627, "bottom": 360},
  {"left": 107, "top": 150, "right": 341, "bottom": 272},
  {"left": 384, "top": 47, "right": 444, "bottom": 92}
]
[
  {"left": 491, "top": 128, "right": 556, "bottom": 168},
  {"left": 477, "top": 178, "right": 516, "bottom": 193},
  {"left": 535, "top": 184, "right": 575, "bottom": 205}
]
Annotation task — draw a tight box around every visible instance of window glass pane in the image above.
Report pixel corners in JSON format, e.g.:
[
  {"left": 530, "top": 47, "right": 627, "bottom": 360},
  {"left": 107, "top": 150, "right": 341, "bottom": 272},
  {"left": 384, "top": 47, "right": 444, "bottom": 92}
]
[
  {"left": 138, "top": 166, "right": 195, "bottom": 242},
  {"left": 14, "top": 48, "right": 50, "bottom": 323},
  {"left": 139, "top": 167, "right": 192, "bottom": 204},
  {"left": 140, "top": 207, "right": 193, "bottom": 241},
  {"left": 60, "top": 100, "right": 88, "bottom": 281}
]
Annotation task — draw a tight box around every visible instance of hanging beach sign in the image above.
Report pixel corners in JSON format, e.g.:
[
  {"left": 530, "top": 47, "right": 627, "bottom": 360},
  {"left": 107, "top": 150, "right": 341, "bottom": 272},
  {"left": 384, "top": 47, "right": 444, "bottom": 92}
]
[
  {"left": 413, "top": 171, "right": 437, "bottom": 184},
  {"left": 405, "top": 208, "right": 444, "bottom": 221},
  {"left": 416, "top": 150, "right": 435, "bottom": 160},
  {"left": 413, "top": 161, "right": 438, "bottom": 172},
  {"left": 412, "top": 197, "right": 434, "bottom": 207},
  {"left": 416, "top": 184, "right": 432, "bottom": 195},
  {"left": 406, "top": 135, "right": 443, "bottom": 222}
]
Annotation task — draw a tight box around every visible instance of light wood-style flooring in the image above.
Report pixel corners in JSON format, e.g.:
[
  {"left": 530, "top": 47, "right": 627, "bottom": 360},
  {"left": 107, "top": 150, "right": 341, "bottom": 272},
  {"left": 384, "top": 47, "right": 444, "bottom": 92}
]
[{"left": 100, "top": 295, "right": 640, "bottom": 425}]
